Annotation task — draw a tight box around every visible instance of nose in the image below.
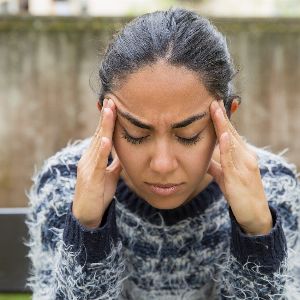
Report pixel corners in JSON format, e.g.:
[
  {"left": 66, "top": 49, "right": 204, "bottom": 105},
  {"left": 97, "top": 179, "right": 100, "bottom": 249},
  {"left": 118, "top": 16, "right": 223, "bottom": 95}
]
[{"left": 149, "top": 140, "right": 178, "bottom": 175}]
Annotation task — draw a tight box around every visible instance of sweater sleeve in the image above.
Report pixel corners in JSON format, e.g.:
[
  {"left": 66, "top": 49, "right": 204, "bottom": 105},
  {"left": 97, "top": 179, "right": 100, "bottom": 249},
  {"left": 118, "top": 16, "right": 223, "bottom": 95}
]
[
  {"left": 216, "top": 157, "right": 300, "bottom": 299},
  {"left": 25, "top": 155, "right": 127, "bottom": 300},
  {"left": 62, "top": 199, "right": 119, "bottom": 265}
]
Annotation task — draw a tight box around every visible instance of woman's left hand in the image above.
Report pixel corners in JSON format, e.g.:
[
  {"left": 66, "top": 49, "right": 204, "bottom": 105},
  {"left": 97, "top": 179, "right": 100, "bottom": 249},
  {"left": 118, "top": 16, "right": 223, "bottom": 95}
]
[{"left": 207, "top": 100, "right": 273, "bottom": 236}]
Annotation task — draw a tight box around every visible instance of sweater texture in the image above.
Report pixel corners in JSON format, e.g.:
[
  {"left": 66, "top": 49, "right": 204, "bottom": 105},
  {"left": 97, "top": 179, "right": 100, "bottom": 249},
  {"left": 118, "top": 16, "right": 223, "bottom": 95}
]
[{"left": 25, "top": 136, "right": 300, "bottom": 299}]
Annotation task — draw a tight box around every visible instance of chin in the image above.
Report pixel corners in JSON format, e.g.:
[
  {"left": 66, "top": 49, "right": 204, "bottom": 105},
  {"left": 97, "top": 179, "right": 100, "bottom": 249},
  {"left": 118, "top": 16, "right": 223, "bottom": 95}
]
[{"left": 145, "top": 195, "right": 189, "bottom": 210}]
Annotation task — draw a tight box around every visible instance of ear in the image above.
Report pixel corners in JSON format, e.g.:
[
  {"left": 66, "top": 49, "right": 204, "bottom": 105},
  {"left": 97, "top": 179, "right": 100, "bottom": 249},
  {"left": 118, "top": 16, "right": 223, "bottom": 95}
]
[
  {"left": 97, "top": 101, "right": 102, "bottom": 112},
  {"left": 230, "top": 98, "right": 240, "bottom": 115}
]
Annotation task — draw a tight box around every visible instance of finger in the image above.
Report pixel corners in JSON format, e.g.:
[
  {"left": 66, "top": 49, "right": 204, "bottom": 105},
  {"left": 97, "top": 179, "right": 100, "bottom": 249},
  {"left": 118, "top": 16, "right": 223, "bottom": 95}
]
[
  {"left": 211, "top": 104, "right": 230, "bottom": 143},
  {"left": 90, "top": 110, "right": 111, "bottom": 165},
  {"left": 94, "top": 100, "right": 117, "bottom": 170},
  {"left": 219, "top": 100, "right": 258, "bottom": 162},
  {"left": 219, "top": 132, "right": 235, "bottom": 174},
  {"left": 224, "top": 129, "right": 243, "bottom": 171},
  {"left": 82, "top": 104, "right": 105, "bottom": 162},
  {"left": 98, "top": 99, "right": 116, "bottom": 148},
  {"left": 90, "top": 99, "right": 115, "bottom": 158},
  {"left": 219, "top": 100, "right": 246, "bottom": 147},
  {"left": 210, "top": 99, "right": 245, "bottom": 147},
  {"left": 212, "top": 101, "right": 246, "bottom": 165},
  {"left": 95, "top": 137, "right": 111, "bottom": 173},
  {"left": 211, "top": 100, "right": 258, "bottom": 175},
  {"left": 212, "top": 143, "right": 221, "bottom": 164},
  {"left": 83, "top": 98, "right": 108, "bottom": 160},
  {"left": 84, "top": 98, "right": 110, "bottom": 170},
  {"left": 92, "top": 98, "right": 108, "bottom": 145},
  {"left": 106, "top": 153, "right": 122, "bottom": 173},
  {"left": 207, "top": 158, "right": 223, "bottom": 185},
  {"left": 83, "top": 99, "right": 107, "bottom": 170}
]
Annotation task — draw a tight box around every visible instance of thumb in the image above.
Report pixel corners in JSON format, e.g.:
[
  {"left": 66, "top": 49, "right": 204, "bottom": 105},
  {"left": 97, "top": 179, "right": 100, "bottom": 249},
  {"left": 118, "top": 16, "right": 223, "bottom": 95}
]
[{"left": 106, "top": 154, "right": 123, "bottom": 177}]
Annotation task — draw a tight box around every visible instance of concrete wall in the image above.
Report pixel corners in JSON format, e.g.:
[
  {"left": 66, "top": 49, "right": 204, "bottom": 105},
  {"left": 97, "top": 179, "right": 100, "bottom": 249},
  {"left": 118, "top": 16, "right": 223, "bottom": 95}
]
[{"left": 1, "top": 16, "right": 299, "bottom": 207}]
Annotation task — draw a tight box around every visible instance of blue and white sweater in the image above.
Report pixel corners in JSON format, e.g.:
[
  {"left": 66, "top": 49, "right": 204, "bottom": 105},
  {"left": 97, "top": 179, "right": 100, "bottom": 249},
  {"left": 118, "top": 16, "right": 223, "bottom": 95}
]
[{"left": 25, "top": 136, "right": 300, "bottom": 299}]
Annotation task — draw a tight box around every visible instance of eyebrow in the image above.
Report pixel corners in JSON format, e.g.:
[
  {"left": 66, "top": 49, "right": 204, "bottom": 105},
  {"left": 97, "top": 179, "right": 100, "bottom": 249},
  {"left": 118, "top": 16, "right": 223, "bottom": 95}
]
[{"left": 116, "top": 108, "right": 208, "bottom": 130}]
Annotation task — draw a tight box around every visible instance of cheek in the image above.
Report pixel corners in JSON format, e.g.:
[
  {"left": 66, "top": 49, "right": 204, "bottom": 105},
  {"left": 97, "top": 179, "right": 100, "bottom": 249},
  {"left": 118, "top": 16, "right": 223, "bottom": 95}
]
[
  {"left": 182, "top": 128, "right": 217, "bottom": 175},
  {"left": 183, "top": 145, "right": 213, "bottom": 176}
]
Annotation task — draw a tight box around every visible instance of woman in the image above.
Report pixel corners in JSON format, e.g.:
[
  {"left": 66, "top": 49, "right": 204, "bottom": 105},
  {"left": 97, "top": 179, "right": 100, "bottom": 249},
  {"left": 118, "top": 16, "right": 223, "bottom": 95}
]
[{"left": 25, "top": 7, "right": 300, "bottom": 299}]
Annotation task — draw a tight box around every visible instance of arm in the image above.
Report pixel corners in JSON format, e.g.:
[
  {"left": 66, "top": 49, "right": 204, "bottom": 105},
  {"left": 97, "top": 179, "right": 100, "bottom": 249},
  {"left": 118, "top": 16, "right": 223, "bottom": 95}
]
[
  {"left": 25, "top": 160, "right": 127, "bottom": 300},
  {"left": 218, "top": 203, "right": 288, "bottom": 299},
  {"left": 216, "top": 158, "right": 300, "bottom": 299}
]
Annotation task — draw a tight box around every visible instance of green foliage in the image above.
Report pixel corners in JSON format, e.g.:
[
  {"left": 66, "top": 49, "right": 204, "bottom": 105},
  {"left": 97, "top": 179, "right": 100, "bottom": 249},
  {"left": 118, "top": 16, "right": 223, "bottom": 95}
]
[{"left": 0, "top": 294, "right": 31, "bottom": 300}]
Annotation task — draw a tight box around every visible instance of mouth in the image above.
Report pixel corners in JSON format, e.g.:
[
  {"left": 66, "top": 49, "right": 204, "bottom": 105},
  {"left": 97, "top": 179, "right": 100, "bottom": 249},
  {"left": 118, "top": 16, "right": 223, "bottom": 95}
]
[
  {"left": 145, "top": 182, "right": 184, "bottom": 196},
  {"left": 146, "top": 182, "right": 182, "bottom": 188}
]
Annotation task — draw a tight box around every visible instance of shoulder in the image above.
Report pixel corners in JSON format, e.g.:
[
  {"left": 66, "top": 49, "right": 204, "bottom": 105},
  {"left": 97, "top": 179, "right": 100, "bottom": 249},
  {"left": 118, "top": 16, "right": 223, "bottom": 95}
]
[
  {"left": 246, "top": 143, "right": 299, "bottom": 211},
  {"left": 247, "top": 143, "right": 300, "bottom": 237},
  {"left": 26, "top": 136, "right": 93, "bottom": 239},
  {"left": 33, "top": 137, "right": 92, "bottom": 191},
  {"left": 247, "top": 143, "right": 299, "bottom": 181},
  {"left": 25, "top": 137, "right": 93, "bottom": 253}
]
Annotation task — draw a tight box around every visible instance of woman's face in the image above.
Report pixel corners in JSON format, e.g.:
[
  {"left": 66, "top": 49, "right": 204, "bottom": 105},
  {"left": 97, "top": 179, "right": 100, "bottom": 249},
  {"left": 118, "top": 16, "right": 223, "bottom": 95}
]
[{"left": 106, "top": 60, "right": 218, "bottom": 209}]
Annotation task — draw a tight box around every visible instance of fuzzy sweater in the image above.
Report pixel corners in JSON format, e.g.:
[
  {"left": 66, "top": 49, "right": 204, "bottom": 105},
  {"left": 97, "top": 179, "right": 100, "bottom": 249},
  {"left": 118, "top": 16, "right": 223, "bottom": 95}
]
[{"left": 25, "top": 136, "right": 300, "bottom": 299}]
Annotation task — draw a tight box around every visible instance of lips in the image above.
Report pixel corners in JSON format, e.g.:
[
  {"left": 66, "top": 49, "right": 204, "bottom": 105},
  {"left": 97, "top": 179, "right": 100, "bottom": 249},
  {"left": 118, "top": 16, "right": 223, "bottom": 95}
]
[
  {"left": 146, "top": 182, "right": 181, "bottom": 188},
  {"left": 145, "top": 182, "right": 184, "bottom": 196}
]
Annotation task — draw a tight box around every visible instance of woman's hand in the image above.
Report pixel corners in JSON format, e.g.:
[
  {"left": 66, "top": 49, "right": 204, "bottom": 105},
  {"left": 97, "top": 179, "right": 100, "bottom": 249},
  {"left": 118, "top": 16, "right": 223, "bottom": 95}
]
[
  {"left": 72, "top": 98, "right": 123, "bottom": 229},
  {"left": 207, "top": 100, "right": 273, "bottom": 236}
]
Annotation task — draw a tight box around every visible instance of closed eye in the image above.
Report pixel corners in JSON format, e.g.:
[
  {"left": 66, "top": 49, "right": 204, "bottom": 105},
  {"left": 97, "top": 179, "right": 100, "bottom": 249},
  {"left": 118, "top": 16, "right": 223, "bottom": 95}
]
[{"left": 121, "top": 129, "right": 204, "bottom": 146}]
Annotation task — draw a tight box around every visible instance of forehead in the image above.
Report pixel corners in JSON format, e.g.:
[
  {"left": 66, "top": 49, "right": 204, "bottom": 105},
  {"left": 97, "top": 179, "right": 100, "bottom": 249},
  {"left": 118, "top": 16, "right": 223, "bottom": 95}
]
[{"left": 110, "top": 61, "right": 213, "bottom": 121}]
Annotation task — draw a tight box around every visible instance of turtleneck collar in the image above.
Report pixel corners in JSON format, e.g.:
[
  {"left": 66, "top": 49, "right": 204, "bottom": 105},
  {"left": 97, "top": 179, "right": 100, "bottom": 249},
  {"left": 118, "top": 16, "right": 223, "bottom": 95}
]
[{"left": 109, "top": 153, "right": 223, "bottom": 226}]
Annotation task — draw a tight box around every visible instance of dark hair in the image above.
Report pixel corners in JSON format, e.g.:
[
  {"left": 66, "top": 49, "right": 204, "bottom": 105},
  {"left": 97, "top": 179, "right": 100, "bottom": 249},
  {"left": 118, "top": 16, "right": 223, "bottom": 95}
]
[{"left": 98, "top": 7, "right": 241, "bottom": 118}]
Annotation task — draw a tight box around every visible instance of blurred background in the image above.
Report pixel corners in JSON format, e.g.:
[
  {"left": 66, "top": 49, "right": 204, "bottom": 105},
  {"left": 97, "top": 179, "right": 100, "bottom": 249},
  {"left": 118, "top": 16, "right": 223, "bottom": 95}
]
[{"left": 0, "top": 0, "right": 300, "bottom": 297}]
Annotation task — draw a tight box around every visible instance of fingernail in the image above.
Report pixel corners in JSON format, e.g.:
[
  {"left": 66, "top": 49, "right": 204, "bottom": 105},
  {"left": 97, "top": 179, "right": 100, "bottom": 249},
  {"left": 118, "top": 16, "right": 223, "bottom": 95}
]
[
  {"left": 221, "top": 132, "right": 229, "bottom": 144},
  {"left": 103, "top": 98, "right": 108, "bottom": 108},
  {"left": 104, "top": 108, "right": 110, "bottom": 115},
  {"left": 108, "top": 99, "right": 114, "bottom": 108}
]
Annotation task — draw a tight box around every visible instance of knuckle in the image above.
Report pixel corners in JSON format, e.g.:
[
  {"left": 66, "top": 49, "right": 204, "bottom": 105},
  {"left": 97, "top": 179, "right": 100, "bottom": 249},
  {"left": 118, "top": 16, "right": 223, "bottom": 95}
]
[
  {"left": 95, "top": 152, "right": 107, "bottom": 170},
  {"left": 251, "top": 150, "right": 258, "bottom": 159},
  {"left": 245, "top": 144, "right": 257, "bottom": 157},
  {"left": 246, "top": 156, "right": 259, "bottom": 171},
  {"left": 239, "top": 171, "right": 250, "bottom": 185},
  {"left": 224, "top": 158, "right": 233, "bottom": 170}
]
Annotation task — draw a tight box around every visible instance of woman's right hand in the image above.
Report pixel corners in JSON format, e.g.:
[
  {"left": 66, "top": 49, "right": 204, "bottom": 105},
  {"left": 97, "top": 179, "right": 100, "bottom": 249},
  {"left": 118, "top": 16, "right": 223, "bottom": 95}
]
[{"left": 72, "top": 98, "right": 123, "bottom": 229}]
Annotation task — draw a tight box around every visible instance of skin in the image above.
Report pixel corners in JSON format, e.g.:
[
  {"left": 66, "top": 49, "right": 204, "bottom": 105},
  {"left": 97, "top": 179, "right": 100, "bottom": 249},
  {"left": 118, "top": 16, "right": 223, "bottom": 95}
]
[
  {"left": 104, "top": 60, "right": 273, "bottom": 236},
  {"left": 105, "top": 60, "right": 219, "bottom": 210}
]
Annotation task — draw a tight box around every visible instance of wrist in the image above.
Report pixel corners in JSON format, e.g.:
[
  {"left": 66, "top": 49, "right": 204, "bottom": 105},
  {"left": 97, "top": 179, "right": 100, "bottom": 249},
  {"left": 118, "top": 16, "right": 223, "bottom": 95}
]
[
  {"left": 241, "top": 211, "right": 273, "bottom": 236},
  {"left": 72, "top": 207, "right": 103, "bottom": 230}
]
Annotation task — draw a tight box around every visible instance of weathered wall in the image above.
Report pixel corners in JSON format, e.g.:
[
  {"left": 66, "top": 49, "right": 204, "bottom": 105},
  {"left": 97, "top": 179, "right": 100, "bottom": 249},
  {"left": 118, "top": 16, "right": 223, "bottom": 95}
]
[{"left": 0, "top": 16, "right": 299, "bottom": 207}]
